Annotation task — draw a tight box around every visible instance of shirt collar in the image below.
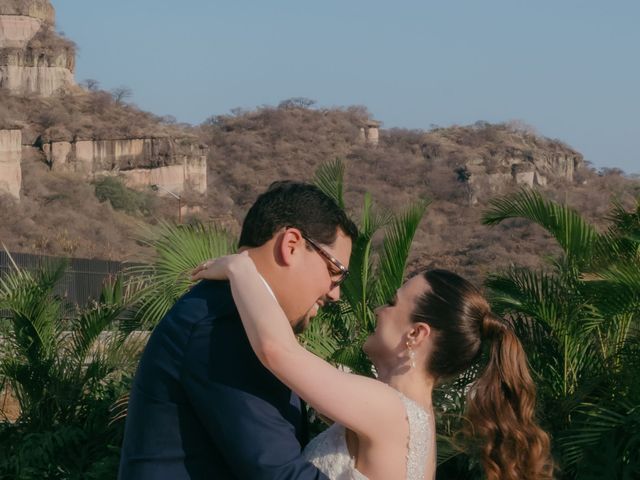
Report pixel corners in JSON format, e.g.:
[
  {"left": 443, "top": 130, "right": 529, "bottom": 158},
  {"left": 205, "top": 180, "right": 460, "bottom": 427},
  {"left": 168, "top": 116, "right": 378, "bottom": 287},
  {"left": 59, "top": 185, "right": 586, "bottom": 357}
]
[{"left": 257, "top": 272, "right": 277, "bottom": 302}]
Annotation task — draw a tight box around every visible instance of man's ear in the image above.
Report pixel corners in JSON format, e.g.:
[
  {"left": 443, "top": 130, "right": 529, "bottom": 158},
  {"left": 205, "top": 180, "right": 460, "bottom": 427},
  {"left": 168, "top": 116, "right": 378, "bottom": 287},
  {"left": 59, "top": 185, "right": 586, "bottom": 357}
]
[{"left": 278, "top": 228, "right": 305, "bottom": 266}]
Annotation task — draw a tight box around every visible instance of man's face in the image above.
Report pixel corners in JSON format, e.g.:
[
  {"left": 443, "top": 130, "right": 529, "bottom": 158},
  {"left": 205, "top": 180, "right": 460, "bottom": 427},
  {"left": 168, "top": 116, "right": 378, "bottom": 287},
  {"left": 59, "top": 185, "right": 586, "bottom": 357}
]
[{"left": 289, "top": 228, "right": 352, "bottom": 333}]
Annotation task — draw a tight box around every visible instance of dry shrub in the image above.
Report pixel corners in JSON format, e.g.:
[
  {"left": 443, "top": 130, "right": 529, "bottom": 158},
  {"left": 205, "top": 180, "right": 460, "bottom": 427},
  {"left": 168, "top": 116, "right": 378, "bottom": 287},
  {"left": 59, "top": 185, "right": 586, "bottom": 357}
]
[{"left": 3, "top": 100, "right": 639, "bottom": 284}]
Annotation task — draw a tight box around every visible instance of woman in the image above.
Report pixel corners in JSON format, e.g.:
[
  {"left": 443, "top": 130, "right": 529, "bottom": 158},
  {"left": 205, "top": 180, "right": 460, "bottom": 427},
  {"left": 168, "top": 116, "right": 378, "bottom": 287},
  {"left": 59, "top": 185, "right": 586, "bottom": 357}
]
[{"left": 191, "top": 253, "right": 552, "bottom": 480}]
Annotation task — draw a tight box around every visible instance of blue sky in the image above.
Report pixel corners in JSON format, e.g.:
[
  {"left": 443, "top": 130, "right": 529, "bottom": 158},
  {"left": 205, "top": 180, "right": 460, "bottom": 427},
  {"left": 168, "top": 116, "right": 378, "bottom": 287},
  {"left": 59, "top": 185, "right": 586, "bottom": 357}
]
[{"left": 55, "top": 1, "right": 639, "bottom": 173}]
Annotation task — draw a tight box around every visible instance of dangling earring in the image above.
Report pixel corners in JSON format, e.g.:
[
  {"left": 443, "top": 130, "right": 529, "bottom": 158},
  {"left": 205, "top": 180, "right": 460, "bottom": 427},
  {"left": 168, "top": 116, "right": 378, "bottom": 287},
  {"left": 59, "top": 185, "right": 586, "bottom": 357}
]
[{"left": 406, "top": 340, "right": 416, "bottom": 369}]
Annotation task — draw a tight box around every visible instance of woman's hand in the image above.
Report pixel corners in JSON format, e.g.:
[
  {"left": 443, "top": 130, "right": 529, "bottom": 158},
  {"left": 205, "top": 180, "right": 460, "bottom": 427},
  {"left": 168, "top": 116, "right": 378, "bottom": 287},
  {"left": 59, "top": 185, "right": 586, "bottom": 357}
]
[{"left": 190, "top": 252, "right": 251, "bottom": 282}]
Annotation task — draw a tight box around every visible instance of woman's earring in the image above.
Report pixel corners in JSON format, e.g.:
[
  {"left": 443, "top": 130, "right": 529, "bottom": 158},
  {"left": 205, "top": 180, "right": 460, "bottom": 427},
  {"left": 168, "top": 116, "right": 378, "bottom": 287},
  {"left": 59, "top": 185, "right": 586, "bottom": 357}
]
[{"left": 406, "top": 340, "right": 416, "bottom": 369}]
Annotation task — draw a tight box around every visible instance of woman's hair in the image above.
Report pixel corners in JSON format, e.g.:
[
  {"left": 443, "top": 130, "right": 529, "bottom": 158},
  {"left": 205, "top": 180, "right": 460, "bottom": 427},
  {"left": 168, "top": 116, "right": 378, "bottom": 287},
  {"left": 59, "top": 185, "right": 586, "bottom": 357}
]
[{"left": 411, "top": 269, "right": 553, "bottom": 480}]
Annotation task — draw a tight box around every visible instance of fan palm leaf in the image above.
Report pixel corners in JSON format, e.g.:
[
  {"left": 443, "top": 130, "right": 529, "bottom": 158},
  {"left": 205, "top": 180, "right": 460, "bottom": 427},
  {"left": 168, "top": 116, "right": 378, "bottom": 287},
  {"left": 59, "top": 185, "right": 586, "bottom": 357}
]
[{"left": 127, "top": 221, "right": 235, "bottom": 326}]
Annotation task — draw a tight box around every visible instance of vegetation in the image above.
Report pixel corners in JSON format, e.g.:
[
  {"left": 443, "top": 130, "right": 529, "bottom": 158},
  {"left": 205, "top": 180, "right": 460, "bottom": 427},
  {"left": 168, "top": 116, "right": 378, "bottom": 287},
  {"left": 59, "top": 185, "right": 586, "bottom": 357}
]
[
  {"left": 1, "top": 152, "right": 639, "bottom": 478},
  {"left": 0, "top": 87, "right": 189, "bottom": 143},
  {"left": 302, "top": 169, "right": 640, "bottom": 479},
  {"left": 481, "top": 190, "right": 640, "bottom": 479},
  {"left": 0, "top": 218, "right": 235, "bottom": 477},
  {"left": 94, "top": 176, "right": 155, "bottom": 216},
  {"left": 302, "top": 159, "right": 429, "bottom": 375},
  {"left": 4, "top": 98, "right": 638, "bottom": 285},
  {"left": 0, "top": 256, "right": 145, "bottom": 478},
  {"left": 127, "top": 221, "right": 235, "bottom": 326}
]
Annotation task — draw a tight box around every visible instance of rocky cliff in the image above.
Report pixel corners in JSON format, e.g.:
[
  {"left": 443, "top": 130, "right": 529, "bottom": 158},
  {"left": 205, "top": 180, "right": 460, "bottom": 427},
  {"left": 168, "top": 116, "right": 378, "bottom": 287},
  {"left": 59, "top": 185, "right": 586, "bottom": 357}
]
[
  {"left": 0, "top": 0, "right": 74, "bottom": 96},
  {"left": 418, "top": 122, "right": 583, "bottom": 203},
  {"left": 0, "top": 1, "right": 209, "bottom": 201},
  {"left": 0, "top": 0, "right": 55, "bottom": 23},
  {"left": 0, "top": 129, "right": 21, "bottom": 199},
  {"left": 43, "top": 137, "right": 207, "bottom": 194}
]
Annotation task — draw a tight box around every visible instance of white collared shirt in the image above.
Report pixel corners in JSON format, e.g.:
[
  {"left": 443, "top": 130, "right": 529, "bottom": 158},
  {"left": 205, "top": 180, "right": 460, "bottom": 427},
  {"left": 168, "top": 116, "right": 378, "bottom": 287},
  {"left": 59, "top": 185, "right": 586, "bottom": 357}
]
[{"left": 257, "top": 273, "right": 277, "bottom": 302}]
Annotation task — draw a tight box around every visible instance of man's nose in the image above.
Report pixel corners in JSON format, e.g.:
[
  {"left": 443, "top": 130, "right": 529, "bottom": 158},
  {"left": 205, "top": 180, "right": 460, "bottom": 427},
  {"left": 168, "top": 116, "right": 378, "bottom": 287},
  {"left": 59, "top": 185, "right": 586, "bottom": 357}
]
[{"left": 327, "top": 283, "right": 341, "bottom": 301}]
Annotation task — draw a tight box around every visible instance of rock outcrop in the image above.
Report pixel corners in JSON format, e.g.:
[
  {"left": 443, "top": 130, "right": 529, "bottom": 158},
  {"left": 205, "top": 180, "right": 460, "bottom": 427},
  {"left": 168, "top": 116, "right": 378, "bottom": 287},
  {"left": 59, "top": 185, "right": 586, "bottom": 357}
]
[
  {"left": 464, "top": 149, "right": 581, "bottom": 203},
  {"left": 359, "top": 120, "right": 380, "bottom": 146},
  {"left": 421, "top": 123, "right": 583, "bottom": 203},
  {"left": 0, "top": 0, "right": 55, "bottom": 23},
  {"left": 0, "top": 129, "right": 22, "bottom": 199},
  {"left": 43, "top": 138, "right": 208, "bottom": 195},
  {"left": 0, "top": 3, "right": 208, "bottom": 201},
  {"left": 0, "top": 0, "right": 75, "bottom": 96}
]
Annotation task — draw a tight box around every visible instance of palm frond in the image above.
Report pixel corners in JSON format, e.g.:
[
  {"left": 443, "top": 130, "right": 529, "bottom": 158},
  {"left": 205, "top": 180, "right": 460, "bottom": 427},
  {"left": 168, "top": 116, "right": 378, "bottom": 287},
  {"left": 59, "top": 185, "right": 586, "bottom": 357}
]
[
  {"left": 375, "top": 199, "right": 429, "bottom": 306},
  {"left": 558, "top": 401, "right": 640, "bottom": 472},
  {"left": 68, "top": 303, "right": 124, "bottom": 365},
  {"left": 483, "top": 189, "right": 601, "bottom": 265},
  {"left": 339, "top": 193, "right": 378, "bottom": 328},
  {"left": 313, "top": 158, "right": 345, "bottom": 209},
  {"left": 128, "top": 221, "right": 235, "bottom": 325}
]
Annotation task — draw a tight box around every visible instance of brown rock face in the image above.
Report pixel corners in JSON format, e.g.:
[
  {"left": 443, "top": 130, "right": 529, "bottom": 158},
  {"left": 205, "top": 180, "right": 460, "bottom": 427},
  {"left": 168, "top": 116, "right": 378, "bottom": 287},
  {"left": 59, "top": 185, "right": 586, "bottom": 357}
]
[
  {"left": 420, "top": 123, "right": 583, "bottom": 203},
  {"left": 0, "top": 129, "right": 22, "bottom": 199},
  {"left": 43, "top": 138, "right": 208, "bottom": 195},
  {"left": 0, "top": 0, "right": 75, "bottom": 96},
  {"left": 0, "top": 0, "right": 55, "bottom": 24}
]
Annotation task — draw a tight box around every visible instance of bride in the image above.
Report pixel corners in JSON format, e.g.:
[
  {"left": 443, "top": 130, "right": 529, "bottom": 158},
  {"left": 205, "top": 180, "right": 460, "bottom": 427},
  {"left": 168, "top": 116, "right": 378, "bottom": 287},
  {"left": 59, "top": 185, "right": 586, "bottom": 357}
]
[{"left": 192, "top": 253, "right": 552, "bottom": 480}]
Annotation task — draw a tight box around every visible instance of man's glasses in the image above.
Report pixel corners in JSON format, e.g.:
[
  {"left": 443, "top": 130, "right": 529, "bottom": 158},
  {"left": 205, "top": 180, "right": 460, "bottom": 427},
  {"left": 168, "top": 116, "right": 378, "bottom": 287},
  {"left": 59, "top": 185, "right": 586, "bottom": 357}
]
[{"left": 289, "top": 227, "right": 349, "bottom": 288}]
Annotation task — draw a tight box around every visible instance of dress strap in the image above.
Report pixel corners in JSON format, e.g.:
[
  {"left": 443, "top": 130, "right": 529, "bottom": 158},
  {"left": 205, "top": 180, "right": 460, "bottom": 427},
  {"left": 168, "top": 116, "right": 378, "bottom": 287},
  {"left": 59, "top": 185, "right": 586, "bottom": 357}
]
[{"left": 397, "top": 392, "right": 431, "bottom": 480}]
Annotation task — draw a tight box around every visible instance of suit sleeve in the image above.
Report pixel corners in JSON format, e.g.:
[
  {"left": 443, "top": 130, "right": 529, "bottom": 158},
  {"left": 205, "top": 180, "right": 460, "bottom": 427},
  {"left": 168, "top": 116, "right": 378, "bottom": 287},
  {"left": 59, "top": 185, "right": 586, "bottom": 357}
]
[{"left": 181, "top": 314, "right": 328, "bottom": 480}]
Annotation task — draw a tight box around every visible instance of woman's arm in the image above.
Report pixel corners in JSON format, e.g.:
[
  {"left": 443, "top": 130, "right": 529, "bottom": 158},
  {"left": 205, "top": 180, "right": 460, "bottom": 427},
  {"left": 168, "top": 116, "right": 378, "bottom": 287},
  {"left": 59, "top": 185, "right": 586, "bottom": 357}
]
[{"left": 192, "top": 255, "right": 404, "bottom": 439}]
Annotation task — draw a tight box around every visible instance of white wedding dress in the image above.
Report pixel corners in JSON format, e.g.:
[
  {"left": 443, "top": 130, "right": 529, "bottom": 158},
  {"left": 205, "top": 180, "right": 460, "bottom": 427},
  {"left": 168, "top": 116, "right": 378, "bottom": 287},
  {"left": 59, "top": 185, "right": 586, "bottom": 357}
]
[{"left": 303, "top": 392, "right": 434, "bottom": 480}]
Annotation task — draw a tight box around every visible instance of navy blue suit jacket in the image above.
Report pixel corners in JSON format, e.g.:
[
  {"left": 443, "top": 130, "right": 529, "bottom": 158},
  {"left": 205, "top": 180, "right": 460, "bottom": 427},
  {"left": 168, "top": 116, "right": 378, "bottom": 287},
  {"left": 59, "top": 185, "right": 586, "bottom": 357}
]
[{"left": 118, "top": 280, "right": 328, "bottom": 479}]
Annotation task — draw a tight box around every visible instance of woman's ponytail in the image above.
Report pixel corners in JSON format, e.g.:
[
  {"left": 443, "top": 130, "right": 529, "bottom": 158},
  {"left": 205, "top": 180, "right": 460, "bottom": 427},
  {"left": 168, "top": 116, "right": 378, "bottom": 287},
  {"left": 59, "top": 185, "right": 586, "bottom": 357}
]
[
  {"left": 464, "top": 313, "right": 553, "bottom": 480},
  {"left": 413, "top": 270, "right": 553, "bottom": 480}
]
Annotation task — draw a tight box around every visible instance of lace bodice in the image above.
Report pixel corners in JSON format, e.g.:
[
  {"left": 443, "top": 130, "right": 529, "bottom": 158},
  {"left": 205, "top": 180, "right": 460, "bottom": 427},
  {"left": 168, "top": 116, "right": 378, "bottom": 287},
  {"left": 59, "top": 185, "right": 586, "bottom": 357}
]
[{"left": 303, "top": 392, "right": 433, "bottom": 480}]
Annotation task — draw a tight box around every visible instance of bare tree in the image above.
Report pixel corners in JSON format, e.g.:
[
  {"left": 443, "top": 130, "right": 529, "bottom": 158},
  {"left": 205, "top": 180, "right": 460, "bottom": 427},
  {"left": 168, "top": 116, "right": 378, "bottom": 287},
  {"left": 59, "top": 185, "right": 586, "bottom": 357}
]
[
  {"left": 230, "top": 107, "right": 248, "bottom": 117},
  {"left": 278, "top": 97, "right": 316, "bottom": 110},
  {"left": 81, "top": 78, "right": 100, "bottom": 91},
  {"left": 160, "top": 115, "right": 177, "bottom": 125},
  {"left": 111, "top": 86, "right": 133, "bottom": 105}
]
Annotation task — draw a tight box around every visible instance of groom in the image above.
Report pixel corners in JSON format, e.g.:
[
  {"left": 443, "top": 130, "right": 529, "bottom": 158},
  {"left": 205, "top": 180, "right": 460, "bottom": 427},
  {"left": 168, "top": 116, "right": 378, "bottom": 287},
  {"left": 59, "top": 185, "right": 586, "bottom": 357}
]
[{"left": 118, "top": 181, "right": 357, "bottom": 479}]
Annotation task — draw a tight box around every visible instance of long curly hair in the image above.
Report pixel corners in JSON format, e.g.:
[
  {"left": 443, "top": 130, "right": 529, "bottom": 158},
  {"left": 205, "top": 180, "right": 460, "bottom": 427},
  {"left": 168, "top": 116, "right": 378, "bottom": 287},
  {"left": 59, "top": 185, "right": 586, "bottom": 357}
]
[{"left": 411, "top": 269, "right": 553, "bottom": 480}]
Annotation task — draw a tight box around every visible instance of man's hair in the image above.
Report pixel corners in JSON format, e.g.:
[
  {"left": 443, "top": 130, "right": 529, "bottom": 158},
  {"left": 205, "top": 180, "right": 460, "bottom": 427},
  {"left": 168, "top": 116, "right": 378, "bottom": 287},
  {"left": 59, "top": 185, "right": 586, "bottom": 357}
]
[{"left": 238, "top": 181, "right": 358, "bottom": 248}]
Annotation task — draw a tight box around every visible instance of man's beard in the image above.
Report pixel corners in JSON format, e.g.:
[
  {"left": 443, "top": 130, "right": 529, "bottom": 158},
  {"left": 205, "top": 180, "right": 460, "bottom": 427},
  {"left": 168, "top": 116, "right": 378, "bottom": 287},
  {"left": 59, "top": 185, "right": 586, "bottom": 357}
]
[
  {"left": 292, "top": 314, "right": 310, "bottom": 335},
  {"left": 292, "top": 307, "right": 316, "bottom": 335}
]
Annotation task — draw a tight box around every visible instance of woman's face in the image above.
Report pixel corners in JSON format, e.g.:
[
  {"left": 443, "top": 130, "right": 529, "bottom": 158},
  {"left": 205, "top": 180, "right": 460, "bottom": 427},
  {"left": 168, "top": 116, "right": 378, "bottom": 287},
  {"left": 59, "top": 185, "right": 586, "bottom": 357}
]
[{"left": 363, "top": 274, "right": 428, "bottom": 366}]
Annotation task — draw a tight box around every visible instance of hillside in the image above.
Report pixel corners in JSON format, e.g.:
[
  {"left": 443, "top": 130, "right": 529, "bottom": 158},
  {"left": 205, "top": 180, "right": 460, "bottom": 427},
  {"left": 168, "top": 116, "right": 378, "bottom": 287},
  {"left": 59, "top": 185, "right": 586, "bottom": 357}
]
[
  {"left": 2, "top": 99, "right": 638, "bottom": 284},
  {"left": 200, "top": 105, "right": 638, "bottom": 281},
  {"left": 2, "top": 0, "right": 638, "bottom": 284}
]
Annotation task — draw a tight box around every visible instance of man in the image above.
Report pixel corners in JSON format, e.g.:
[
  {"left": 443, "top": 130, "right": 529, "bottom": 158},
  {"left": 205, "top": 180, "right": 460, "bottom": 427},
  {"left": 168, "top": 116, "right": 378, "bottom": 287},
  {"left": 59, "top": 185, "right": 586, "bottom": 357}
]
[{"left": 119, "top": 181, "right": 357, "bottom": 479}]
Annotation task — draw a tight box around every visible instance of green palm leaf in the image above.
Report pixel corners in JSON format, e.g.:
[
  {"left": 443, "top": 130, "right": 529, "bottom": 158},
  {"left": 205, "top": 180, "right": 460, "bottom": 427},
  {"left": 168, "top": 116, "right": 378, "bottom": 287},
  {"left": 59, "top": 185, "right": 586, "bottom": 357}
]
[
  {"left": 128, "top": 221, "right": 235, "bottom": 326},
  {"left": 313, "top": 158, "right": 345, "bottom": 209},
  {"left": 375, "top": 199, "right": 429, "bottom": 307},
  {"left": 483, "top": 189, "right": 601, "bottom": 266}
]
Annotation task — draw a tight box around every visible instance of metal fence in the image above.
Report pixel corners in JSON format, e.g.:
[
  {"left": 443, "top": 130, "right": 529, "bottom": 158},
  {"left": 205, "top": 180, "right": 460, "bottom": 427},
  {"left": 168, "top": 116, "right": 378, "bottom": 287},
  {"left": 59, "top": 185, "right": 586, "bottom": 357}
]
[{"left": 0, "top": 251, "right": 127, "bottom": 309}]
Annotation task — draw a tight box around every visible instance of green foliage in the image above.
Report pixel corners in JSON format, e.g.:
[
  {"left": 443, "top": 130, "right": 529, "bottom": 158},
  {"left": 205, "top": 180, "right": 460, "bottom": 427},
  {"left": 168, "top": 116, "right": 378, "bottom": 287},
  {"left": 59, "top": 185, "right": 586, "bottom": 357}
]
[
  {"left": 94, "top": 176, "right": 155, "bottom": 215},
  {"left": 4, "top": 169, "right": 636, "bottom": 478},
  {"left": 127, "top": 221, "right": 235, "bottom": 326},
  {"left": 484, "top": 189, "right": 601, "bottom": 269},
  {"left": 304, "top": 159, "right": 429, "bottom": 375},
  {"left": 478, "top": 190, "right": 640, "bottom": 479},
  {"left": 0, "top": 253, "right": 144, "bottom": 478}
]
